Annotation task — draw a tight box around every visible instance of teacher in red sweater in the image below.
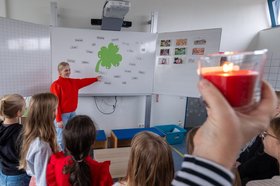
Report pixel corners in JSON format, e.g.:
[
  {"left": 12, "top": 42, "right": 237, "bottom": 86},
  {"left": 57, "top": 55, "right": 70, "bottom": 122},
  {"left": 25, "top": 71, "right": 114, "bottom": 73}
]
[{"left": 50, "top": 62, "right": 101, "bottom": 149}]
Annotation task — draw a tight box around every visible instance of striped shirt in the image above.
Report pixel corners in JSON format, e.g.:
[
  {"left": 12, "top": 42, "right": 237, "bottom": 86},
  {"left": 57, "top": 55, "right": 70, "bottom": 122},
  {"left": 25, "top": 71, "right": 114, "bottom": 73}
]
[{"left": 172, "top": 155, "right": 234, "bottom": 186}]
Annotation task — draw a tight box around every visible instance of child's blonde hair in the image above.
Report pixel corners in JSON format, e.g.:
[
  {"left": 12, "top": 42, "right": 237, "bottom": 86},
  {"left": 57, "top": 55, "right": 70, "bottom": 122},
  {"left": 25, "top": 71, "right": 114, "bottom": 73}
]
[
  {"left": 274, "top": 91, "right": 280, "bottom": 118},
  {"left": 270, "top": 117, "right": 280, "bottom": 139},
  {"left": 0, "top": 94, "right": 25, "bottom": 118},
  {"left": 58, "top": 62, "right": 69, "bottom": 72},
  {"left": 125, "top": 131, "right": 174, "bottom": 186},
  {"left": 19, "top": 93, "right": 59, "bottom": 169}
]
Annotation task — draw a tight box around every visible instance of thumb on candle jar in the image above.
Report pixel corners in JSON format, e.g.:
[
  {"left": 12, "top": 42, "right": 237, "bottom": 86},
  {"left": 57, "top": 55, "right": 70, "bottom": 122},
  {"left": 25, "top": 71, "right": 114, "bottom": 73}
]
[{"left": 198, "top": 79, "right": 233, "bottom": 115}]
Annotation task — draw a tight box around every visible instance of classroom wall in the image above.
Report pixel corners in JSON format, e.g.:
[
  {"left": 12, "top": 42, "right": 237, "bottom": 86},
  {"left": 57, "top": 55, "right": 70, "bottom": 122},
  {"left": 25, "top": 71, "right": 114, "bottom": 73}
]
[
  {"left": 253, "top": 27, "right": 280, "bottom": 91},
  {"left": 0, "top": 0, "right": 6, "bottom": 17},
  {"left": 5, "top": 0, "right": 270, "bottom": 51},
  {"left": 78, "top": 96, "right": 146, "bottom": 132},
  {"left": 255, "top": 27, "right": 280, "bottom": 50},
  {"left": 3, "top": 0, "right": 271, "bottom": 133}
]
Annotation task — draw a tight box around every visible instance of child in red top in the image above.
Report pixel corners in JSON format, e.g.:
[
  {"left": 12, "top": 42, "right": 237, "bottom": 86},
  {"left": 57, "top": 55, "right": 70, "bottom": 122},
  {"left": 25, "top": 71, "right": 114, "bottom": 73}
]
[{"left": 46, "top": 115, "right": 112, "bottom": 186}]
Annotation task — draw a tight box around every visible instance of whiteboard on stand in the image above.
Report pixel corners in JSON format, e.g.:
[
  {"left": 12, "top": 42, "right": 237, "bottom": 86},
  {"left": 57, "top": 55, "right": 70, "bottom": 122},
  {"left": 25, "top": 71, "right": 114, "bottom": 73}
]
[
  {"left": 153, "top": 28, "right": 222, "bottom": 97},
  {"left": 51, "top": 27, "right": 157, "bottom": 96},
  {"left": 255, "top": 28, "right": 280, "bottom": 91}
]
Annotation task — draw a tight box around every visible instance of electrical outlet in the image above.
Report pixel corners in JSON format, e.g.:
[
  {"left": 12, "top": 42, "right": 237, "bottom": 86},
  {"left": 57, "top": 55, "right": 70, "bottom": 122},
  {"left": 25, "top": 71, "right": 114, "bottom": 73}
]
[{"left": 138, "top": 123, "right": 144, "bottom": 128}]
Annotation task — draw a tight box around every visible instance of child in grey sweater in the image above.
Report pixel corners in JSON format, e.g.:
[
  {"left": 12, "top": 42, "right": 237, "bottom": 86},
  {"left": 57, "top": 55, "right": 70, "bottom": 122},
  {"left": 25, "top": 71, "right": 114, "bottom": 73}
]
[{"left": 19, "top": 93, "right": 60, "bottom": 186}]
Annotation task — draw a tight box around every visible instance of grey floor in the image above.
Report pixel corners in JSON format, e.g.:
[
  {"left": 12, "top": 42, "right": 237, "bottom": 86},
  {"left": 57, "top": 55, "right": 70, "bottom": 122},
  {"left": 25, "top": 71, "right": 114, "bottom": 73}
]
[{"left": 170, "top": 136, "right": 187, "bottom": 172}]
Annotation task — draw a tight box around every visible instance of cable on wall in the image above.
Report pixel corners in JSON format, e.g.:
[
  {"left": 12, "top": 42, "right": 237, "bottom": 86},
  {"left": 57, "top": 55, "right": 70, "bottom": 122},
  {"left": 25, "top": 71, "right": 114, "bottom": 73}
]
[{"left": 94, "top": 96, "right": 117, "bottom": 115}]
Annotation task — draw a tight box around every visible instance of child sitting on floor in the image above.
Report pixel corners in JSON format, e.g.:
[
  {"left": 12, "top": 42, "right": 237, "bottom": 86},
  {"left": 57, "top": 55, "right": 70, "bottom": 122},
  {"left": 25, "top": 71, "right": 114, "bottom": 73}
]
[{"left": 114, "top": 131, "right": 174, "bottom": 186}]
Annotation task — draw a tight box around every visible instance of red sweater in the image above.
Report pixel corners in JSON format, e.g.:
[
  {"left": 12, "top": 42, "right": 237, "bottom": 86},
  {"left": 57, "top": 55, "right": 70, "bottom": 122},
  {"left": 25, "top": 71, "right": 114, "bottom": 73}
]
[
  {"left": 50, "top": 76, "right": 98, "bottom": 122},
  {"left": 46, "top": 152, "right": 113, "bottom": 186}
]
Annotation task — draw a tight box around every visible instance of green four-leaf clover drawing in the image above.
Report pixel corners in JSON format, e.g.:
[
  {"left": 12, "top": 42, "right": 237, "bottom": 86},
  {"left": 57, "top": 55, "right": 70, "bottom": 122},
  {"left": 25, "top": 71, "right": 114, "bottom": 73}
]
[{"left": 95, "top": 43, "right": 122, "bottom": 72}]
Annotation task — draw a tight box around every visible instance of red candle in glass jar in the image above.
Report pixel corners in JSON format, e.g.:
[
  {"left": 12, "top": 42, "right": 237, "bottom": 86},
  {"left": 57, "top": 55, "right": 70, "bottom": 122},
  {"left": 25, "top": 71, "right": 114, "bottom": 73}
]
[{"left": 201, "top": 64, "right": 258, "bottom": 108}]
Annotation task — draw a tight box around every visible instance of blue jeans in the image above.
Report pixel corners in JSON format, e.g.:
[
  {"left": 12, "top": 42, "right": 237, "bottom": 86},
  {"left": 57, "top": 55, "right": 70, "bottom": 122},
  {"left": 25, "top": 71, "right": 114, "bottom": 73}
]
[
  {"left": 55, "top": 111, "right": 76, "bottom": 150},
  {"left": 0, "top": 170, "right": 30, "bottom": 186}
]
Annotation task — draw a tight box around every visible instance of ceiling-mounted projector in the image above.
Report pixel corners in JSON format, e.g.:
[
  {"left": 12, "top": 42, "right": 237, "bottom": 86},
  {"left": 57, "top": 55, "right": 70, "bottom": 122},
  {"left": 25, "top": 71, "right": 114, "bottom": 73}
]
[
  {"left": 91, "top": 0, "right": 132, "bottom": 31},
  {"left": 103, "top": 0, "right": 130, "bottom": 19}
]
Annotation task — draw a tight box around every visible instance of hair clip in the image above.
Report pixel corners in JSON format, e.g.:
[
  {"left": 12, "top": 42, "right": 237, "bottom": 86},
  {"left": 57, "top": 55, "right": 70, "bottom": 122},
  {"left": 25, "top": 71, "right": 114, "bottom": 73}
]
[{"left": 72, "top": 156, "right": 84, "bottom": 163}]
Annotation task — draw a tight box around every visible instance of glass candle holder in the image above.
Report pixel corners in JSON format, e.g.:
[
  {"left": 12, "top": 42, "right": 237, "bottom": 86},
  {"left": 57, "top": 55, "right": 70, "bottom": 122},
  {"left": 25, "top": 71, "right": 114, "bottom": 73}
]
[{"left": 197, "top": 49, "right": 268, "bottom": 112}]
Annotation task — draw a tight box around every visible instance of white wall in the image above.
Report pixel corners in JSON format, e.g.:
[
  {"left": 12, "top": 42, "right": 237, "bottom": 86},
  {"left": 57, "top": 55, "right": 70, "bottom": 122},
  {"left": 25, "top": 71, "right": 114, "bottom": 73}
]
[
  {"left": 77, "top": 96, "right": 146, "bottom": 135},
  {"left": 151, "top": 95, "right": 186, "bottom": 127},
  {"left": 3, "top": 0, "right": 271, "bottom": 132},
  {"left": 253, "top": 27, "right": 280, "bottom": 90},
  {"left": 255, "top": 27, "right": 280, "bottom": 50},
  {"left": 5, "top": 0, "right": 270, "bottom": 51},
  {"left": 0, "top": 0, "right": 6, "bottom": 17}
]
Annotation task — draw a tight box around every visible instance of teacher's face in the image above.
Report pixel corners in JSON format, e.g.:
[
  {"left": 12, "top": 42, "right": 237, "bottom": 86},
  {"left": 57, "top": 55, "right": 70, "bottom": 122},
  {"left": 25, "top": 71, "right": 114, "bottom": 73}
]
[{"left": 59, "top": 66, "right": 71, "bottom": 78}]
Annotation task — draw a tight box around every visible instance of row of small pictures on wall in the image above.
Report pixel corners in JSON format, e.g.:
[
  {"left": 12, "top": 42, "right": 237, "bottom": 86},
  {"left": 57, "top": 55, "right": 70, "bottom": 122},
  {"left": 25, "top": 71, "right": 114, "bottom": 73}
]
[
  {"left": 158, "top": 57, "right": 196, "bottom": 65},
  {"left": 160, "top": 38, "right": 207, "bottom": 47},
  {"left": 160, "top": 47, "right": 205, "bottom": 56}
]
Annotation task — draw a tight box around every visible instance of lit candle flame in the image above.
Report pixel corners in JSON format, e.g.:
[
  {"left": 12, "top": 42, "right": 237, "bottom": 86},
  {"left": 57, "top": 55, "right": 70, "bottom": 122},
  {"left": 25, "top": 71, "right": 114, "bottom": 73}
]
[
  {"left": 199, "top": 62, "right": 239, "bottom": 74},
  {"left": 222, "top": 62, "right": 234, "bottom": 72}
]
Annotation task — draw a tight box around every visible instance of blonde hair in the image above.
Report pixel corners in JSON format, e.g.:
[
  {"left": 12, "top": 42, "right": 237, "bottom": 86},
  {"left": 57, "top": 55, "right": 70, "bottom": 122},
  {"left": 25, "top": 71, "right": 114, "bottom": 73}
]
[
  {"left": 274, "top": 91, "right": 280, "bottom": 118},
  {"left": 186, "top": 127, "right": 199, "bottom": 154},
  {"left": 270, "top": 117, "right": 280, "bottom": 139},
  {"left": 232, "top": 167, "right": 242, "bottom": 186},
  {"left": 58, "top": 62, "right": 69, "bottom": 72},
  {"left": 0, "top": 94, "right": 25, "bottom": 119},
  {"left": 125, "top": 131, "right": 174, "bottom": 186},
  {"left": 275, "top": 91, "right": 280, "bottom": 100},
  {"left": 19, "top": 93, "right": 59, "bottom": 169}
]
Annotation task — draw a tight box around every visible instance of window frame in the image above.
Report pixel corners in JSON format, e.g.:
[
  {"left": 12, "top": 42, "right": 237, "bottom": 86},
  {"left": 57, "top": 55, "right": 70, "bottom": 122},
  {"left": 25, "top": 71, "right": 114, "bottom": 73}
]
[{"left": 268, "top": 0, "right": 280, "bottom": 27}]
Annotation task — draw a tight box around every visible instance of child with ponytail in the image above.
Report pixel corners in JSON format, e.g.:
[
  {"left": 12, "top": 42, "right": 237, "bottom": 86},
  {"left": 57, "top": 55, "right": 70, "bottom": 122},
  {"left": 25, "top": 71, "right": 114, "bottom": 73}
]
[
  {"left": 0, "top": 94, "right": 30, "bottom": 186},
  {"left": 46, "top": 115, "right": 112, "bottom": 186}
]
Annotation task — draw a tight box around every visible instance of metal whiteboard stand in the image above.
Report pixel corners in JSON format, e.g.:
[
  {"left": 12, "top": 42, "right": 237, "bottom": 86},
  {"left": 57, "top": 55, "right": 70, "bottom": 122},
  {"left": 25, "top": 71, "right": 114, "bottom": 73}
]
[
  {"left": 50, "top": 1, "right": 58, "bottom": 27},
  {"left": 149, "top": 11, "right": 158, "bottom": 33},
  {"left": 144, "top": 11, "right": 158, "bottom": 128}
]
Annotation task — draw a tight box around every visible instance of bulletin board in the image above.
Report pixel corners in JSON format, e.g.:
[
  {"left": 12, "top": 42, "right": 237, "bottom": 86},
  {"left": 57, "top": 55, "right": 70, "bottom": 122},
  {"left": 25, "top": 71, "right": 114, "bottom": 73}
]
[
  {"left": 153, "top": 28, "right": 222, "bottom": 97},
  {"left": 51, "top": 27, "right": 157, "bottom": 96},
  {"left": 185, "top": 97, "right": 207, "bottom": 128},
  {"left": 0, "top": 17, "right": 51, "bottom": 97}
]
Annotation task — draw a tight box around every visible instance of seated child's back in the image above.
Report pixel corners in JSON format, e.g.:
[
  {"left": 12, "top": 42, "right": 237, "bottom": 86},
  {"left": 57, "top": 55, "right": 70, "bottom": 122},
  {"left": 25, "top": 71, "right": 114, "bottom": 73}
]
[{"left": 47, "top": 115, "right": 112, "bottom": 186}]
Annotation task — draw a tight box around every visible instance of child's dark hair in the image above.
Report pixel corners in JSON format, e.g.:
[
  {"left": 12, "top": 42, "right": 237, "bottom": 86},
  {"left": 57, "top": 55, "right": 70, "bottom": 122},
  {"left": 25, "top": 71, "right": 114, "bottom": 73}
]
[{"left": 62, "top": 115, "right": 96, "bottom": 186}]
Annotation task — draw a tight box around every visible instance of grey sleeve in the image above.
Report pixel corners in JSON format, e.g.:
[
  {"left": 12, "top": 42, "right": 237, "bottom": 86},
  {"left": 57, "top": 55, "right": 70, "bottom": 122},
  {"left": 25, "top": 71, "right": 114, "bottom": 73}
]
[
  {"left": 26, "top": 139, "right": 52, "bottom": 186},
  {"left": 34, "top": 144, "right": 52, "bottom": 186}
]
